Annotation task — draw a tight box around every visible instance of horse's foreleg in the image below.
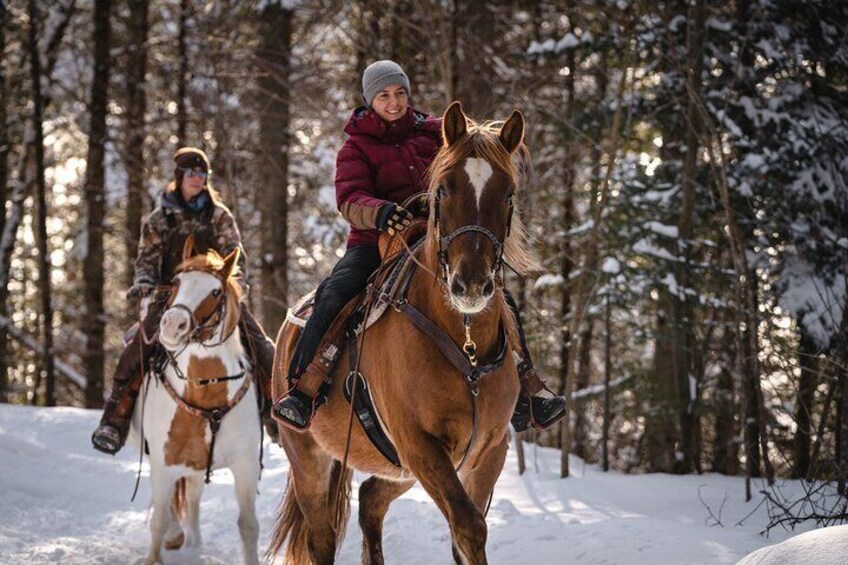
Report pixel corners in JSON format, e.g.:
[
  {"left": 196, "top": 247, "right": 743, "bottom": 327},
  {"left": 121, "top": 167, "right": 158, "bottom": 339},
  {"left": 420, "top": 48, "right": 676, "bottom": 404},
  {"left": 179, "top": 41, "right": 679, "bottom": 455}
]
[
  {"left": 358, "top": 477, "right": 415, "bottom": 565},
  {"left": 183, "top": 475, "right": 204, "bottom": 548},
  {"left": 404, "top": 433, "right": 488, "bottom": 565},
  {"left": 231, "top": 459, "right": 260, "bottom": 565},
  {"left": 146, "top": 467, "right": 176, "bottom": 565},
  {"left": 462, "top": 434, "right": 508, "bottom": 514}
]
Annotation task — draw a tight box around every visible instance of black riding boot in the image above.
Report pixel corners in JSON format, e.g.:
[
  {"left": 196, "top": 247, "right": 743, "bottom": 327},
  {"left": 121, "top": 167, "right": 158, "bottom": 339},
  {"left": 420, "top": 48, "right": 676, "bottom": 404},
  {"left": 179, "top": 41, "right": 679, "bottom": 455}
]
[{"left": 503, "top": 290, "right": 567, "bottom": 432}]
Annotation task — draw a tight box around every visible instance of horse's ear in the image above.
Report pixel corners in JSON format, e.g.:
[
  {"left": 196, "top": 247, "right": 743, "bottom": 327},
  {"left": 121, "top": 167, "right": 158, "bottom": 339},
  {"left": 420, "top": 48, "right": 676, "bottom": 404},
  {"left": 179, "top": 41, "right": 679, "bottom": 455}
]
[
  {"left": 499, "top": 109, "right": 524, "bottom": 154},
  {"left": 182, "top": 235, "right": 196, "bottom": 262},
  {"left": 442, "top": 101, "right": 467, "bottom": 147},
  {"left": 221, "top": 247, "right": 240, "bottom": 279}
]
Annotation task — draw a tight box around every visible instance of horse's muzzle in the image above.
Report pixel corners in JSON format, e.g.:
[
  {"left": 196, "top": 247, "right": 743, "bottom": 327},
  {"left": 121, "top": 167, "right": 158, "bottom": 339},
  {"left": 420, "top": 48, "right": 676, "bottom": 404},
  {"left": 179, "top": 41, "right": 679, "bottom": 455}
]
[{"left": 159, "top": 308, "right": 191, "bottom": 348}]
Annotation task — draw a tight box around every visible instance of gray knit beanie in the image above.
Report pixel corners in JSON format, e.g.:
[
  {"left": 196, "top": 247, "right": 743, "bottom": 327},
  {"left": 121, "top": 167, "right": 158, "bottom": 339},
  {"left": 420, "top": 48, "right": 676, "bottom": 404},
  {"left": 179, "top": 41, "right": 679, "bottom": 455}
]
[{"left": 362, "top": 60, "right": 411, "bottom": 108}]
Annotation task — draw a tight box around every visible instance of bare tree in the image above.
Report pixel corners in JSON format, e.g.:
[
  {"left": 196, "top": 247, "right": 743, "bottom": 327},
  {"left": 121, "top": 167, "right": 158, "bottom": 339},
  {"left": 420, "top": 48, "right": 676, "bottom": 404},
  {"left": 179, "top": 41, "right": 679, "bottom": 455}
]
[
  {"left": 83, "top": 0, "right": 111, "bottom": 408},
  {"left": 28, "top": 0, "right": 55, "bottom": 406},
  {"left": 124, "top": 0, "right": 148, "bottom": 297},
  {"left": 256, "top": 3, "right": 293, "bottom": 333}
]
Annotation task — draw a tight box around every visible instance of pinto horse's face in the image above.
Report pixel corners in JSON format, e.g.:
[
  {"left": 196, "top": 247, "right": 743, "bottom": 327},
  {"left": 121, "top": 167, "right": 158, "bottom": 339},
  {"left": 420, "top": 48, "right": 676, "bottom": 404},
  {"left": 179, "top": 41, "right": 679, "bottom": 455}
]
[
  {"left": 435, "top": 101, "right": 524, "bottom": 315},
  {"left": 159, "top": 238, "right": 239, "bottom": 351}
]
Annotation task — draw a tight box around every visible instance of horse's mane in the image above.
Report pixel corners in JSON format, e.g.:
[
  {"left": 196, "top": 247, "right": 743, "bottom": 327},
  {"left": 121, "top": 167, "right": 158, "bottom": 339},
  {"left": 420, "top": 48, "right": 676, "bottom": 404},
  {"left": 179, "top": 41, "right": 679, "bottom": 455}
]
[
  {"left": 177, "top": 251, "right": 243, "bottom": 337},
  {"left": 426, "top": 118, "right": 540, "bottom": 276}
]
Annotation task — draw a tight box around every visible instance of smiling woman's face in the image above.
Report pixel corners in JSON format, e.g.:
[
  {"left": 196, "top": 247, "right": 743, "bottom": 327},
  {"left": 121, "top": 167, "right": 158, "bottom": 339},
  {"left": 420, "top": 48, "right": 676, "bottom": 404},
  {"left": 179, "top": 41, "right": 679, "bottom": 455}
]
[{"left": 371, "top": 84, "right": 408, "bottom": 122}]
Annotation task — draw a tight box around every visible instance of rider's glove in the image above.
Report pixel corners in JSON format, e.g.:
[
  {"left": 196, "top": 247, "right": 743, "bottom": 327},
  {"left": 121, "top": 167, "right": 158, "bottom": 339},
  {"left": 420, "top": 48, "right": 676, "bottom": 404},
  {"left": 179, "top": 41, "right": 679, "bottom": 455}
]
[
  {"left": 376, "top": 204, "right": 413, "bottom": 236},
  {"left": 126, "top": 283, "right": 154, "bottom": 301}
]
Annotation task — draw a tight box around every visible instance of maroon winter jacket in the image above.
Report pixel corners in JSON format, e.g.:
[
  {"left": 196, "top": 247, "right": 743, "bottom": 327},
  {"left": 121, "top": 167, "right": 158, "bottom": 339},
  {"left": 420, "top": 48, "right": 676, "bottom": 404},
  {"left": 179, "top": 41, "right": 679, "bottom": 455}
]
[{"left": 335, "top": 106, "right": 442, "bottom": 248}]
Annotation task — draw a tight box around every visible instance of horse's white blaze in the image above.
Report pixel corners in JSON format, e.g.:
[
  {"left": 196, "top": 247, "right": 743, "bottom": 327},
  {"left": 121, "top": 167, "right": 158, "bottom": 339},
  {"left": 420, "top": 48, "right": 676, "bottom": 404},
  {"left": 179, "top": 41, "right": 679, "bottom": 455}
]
[{"left": 464, "top": 157, "right": 493, "bottom": 207}]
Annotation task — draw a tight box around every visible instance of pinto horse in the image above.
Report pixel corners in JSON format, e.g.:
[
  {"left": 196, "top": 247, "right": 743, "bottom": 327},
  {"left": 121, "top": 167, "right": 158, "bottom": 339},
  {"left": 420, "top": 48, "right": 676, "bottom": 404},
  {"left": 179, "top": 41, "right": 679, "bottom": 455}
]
[
  {"left": 269, "top": 101, "right": 537, "bottom": 565},
  {"left": 128, "top": 237, "right": 261, "bottom": 565}
]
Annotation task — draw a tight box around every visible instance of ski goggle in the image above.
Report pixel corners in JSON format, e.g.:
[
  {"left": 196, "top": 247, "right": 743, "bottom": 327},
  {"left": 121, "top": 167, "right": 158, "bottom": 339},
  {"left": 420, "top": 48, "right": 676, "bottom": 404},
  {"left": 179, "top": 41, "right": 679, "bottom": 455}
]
[{"left": 178, "top": 167, "right": 208, "bottom": 180}]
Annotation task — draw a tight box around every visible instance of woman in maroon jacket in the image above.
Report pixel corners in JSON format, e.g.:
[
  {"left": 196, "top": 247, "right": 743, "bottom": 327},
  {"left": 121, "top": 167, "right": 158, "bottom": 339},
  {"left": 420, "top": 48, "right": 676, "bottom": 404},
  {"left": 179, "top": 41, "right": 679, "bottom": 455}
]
[{"left": 274, "top": 61, "right": 565, "bottom": 431}]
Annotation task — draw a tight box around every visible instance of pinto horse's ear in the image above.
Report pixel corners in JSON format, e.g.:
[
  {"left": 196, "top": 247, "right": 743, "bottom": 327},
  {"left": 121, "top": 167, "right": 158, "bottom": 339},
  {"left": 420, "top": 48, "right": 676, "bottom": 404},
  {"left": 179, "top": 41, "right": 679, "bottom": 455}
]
[
  {"left": 220, "top": 247, "right": 240, "bottom": 279},
  {"left": 182, "top": 235, "right": 196, "bottom": 262},
  {"left": 499, "top": 109, "right": 524, "bottom": 155},
  {"left": 442, "top": 101, "right": 468, "bottom": 147}
]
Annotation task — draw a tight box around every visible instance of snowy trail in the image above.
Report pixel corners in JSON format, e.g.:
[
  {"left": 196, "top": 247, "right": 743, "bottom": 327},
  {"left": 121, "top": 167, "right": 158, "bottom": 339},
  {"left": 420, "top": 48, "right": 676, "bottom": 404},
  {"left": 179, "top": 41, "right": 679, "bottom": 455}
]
[{"left": 0, "top": 405, "right": 807, "bottom": 564}]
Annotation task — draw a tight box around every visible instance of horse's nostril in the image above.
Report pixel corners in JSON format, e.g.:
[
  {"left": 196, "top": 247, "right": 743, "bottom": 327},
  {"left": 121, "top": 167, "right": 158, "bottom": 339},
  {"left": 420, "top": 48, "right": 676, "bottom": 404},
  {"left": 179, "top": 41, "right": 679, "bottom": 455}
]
[
  {"left": 451, "top": 278, "right": 467, "bottom": 297},
  {"left": 482, "top": 279, "right": 494, "bottom": 296},
  {"left": 178, "top": 321, "right": 187, "bottom": 331}
]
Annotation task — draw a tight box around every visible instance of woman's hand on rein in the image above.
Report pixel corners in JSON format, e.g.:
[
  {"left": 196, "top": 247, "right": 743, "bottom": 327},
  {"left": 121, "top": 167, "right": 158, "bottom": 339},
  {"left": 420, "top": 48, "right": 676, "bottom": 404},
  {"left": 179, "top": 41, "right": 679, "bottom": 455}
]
[{"left": 378, "top": 204, "right": 413, "bottom": 236}]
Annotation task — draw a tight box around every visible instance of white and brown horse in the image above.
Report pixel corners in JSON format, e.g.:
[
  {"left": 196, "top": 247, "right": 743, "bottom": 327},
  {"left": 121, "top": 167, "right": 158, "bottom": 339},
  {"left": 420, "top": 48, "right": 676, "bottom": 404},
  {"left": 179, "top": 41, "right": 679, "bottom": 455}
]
[
  {"left": 269, "top": 102, "right": 535, "bottom": 564},
  {"left": 128, "top": 238, "right": 261, "bottom": 565}
]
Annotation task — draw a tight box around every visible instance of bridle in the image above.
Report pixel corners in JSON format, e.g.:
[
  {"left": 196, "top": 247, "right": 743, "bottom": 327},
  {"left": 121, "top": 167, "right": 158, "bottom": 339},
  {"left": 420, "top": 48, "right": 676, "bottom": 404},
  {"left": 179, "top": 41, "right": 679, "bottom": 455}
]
[
  {"left": 432, "top": 182, "right": 514, "bottom": 284},
  {"left": 166, "top": 269, "right": 233, "bottom": 347}
]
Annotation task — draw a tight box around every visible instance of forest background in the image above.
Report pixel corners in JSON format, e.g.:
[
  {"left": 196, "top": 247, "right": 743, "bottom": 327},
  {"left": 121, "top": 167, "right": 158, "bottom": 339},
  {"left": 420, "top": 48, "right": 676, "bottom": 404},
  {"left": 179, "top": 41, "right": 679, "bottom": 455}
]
[{"left": 2, "top": 0, "right": 847, "bottom": 528}]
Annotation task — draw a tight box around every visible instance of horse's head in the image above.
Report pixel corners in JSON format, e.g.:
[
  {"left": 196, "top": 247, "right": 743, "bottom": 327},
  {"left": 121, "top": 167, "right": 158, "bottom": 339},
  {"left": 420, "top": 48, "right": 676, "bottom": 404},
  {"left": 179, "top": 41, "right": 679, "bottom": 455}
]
[
  {"left": 159, "top": 236, "right": 242, "bottom": 350},
  {"left": 430, "top": 101, "right": 528, "bottom": 315}
]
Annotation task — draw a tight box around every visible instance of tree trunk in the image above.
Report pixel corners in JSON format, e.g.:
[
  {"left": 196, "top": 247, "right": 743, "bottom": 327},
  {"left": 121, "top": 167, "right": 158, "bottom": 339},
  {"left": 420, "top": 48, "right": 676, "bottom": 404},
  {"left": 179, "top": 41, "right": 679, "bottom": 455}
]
[
  {"left": 0, "top": 1, "right": 74, "bottom": 402},
  {"left": 603, "top": 294, "right": 612, "bottom": 471},
  {"left": 0, "top": 2, "right": 8, "bottom": 401},
  {"left": 83, "top": 0, "right": 111, "bottom": 408},
  {"left": 124, "top": 0, "right": 148, "bottom": 297},
  {"left": 671, "top": 0, "right": 706, "bottom": 474},
  {"left": 454, "top": 0, "right": 496, "bottom": 116},
  {"left": 28, "top": 0, "right": 55, "bottom": 406},
  {"left": 712, "top": 321, "right": 739, "bottom": 474},
  {"left": 256, "top": 4, "right": 292, "bottom": 333},
  {"left": 573, "top": 322, "right": 594, "bottom": 462},
  {"left": 176, "top": 0, "right": 188, "bottom": 146},
  {"left": 792, "top": 329, "right": 819, "bottom": 478}
]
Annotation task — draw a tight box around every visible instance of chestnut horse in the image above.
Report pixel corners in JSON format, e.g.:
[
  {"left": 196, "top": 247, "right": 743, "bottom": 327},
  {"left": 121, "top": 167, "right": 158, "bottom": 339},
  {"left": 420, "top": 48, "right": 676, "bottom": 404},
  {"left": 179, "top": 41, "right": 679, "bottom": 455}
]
[
  {"left": 269, "top": 102, "right": 536, "bottom": 565},
  {"left": 128, "top": 238, "right": 261, "bottom": 565}
]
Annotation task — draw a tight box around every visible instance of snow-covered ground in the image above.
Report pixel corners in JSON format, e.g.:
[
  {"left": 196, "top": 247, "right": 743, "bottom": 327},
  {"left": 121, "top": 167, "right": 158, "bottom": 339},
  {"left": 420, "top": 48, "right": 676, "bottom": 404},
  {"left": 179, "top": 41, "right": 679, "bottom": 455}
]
[{"left": 0, "top": 404, "right": 826, "bottom": 564}]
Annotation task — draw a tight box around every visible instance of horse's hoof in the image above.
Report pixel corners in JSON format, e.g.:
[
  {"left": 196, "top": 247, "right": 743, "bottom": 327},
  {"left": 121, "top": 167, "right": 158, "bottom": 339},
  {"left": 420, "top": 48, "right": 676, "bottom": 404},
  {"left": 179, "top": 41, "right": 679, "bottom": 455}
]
[{"left": 165, "top": 531, "right": 185, "bottom": 550}]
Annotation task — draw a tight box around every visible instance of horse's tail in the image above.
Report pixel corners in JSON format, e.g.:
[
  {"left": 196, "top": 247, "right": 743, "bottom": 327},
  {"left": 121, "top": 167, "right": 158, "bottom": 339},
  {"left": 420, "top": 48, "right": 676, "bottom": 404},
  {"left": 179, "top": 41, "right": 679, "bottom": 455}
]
[
  {"left": 329, "top": 459, "right": 353, "bottom": 548},
  {"left": 267, "top": 473, "right": 310, "bottom": 565},
  {"left": 171, "top": 478, "right": 187, "bottom": 521}
]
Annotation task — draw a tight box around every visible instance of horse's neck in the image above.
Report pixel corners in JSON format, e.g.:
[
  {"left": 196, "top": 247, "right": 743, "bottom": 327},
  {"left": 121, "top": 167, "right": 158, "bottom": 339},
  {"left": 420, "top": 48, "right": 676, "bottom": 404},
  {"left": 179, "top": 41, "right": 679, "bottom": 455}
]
[{"left": 406, "top": 236, "right": 505, "bottom": 358}]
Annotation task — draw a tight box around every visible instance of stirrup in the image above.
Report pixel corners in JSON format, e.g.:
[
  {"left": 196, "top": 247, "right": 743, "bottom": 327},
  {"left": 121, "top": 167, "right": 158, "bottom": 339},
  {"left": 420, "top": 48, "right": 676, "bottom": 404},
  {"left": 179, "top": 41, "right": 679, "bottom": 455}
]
[
  {"left": 272, "top": 390, "right": 315, "bottom": 431},
  {"left": 91, "top": 424, "right": 123, "bottom": 455},
  {"left": 529, "top": 395, "right": 567, "bottom": 431}
]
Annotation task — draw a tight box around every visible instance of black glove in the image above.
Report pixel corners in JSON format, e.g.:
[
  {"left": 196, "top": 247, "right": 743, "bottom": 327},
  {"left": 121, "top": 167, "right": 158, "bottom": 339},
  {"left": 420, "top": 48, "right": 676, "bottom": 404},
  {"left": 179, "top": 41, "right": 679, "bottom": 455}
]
[
  {"left": 126, "top": 283, "right": 154, "bottom": 301},
  {"left": 376, "top": 204, "right": 413, "bottom": 236}
]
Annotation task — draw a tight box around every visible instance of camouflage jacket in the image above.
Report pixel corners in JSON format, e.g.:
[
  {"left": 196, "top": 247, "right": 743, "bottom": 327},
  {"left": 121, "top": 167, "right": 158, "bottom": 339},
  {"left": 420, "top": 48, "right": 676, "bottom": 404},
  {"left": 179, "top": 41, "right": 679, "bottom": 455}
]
[{"left": 133, "top": 190, "right": 248, "bottom": 289}]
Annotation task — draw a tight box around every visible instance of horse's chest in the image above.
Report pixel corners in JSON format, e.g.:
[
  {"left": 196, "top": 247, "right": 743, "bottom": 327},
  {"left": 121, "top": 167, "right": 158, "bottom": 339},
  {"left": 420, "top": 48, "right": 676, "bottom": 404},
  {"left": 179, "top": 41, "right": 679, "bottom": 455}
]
[{"left": 163, "top": 357, "right": 231, "bottom": 470}]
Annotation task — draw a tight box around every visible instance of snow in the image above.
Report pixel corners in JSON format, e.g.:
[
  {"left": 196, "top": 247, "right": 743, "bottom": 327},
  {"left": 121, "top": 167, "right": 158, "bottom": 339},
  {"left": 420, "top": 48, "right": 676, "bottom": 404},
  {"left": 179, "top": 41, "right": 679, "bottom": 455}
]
[
  {"left": 0, "top": 404, "right": 829, "bottom": 564},
  {"left": 736, "top": 525, "right": 848, "bottom": 565}
]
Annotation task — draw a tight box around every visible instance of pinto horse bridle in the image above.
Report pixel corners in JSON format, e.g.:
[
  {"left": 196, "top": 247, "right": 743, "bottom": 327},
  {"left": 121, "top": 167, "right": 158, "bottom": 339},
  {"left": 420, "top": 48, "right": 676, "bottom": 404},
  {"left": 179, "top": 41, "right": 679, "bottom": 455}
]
[
  {"left": 432, "top": 184, "right": 514, "bottom": 284},
  {"left": 166, "top": 270, "right": 233, "bottom": 347}
]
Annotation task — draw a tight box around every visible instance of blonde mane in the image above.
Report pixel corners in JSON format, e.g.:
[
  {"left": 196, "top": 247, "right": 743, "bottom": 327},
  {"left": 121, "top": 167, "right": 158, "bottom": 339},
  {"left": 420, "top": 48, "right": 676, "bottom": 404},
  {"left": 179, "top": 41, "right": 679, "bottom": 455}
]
[{"left": 426, "top": 118, "right": 539, "bottom": 275}]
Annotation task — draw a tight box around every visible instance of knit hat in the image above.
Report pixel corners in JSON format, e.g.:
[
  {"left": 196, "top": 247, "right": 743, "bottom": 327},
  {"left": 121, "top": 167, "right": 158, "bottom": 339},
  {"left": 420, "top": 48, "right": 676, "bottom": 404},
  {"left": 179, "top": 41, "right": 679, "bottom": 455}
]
[
  {"left": 362, "top": 60, "right": 411, "bottom": 108},
  {"left": 173, "top": 147, "right": 210, "bottom": 172}
]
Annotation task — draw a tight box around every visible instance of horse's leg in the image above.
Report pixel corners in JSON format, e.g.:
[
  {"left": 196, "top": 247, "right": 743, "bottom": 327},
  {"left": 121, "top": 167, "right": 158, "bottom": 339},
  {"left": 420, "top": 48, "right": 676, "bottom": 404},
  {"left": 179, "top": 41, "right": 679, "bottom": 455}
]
[
  {"left": 231, "top": 458, "right": 260, "bottom": 565},
  {"left": 453, "top": 435, "right": 509, "bottom": 564},
  {"left": 146, "top": 466, "right": 176, "bottom": 565},
  {"left": 358, "top": 477, "right": 415, "bottom": 565},
  {"left": 404, "top": 433, "right": 489, "bottom": 565},
  {"left": 182, "top": 474, "right": 204, "bottom": 548},
  {"left": 279, "top": 433, "right": 338, "bottom": 565}
]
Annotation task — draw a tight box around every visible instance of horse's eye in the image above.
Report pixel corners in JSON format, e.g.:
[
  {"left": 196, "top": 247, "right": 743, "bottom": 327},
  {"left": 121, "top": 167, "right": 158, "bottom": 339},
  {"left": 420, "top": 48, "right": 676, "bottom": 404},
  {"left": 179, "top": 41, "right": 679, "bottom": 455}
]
[
  {"left": 212, "top": 288, "right": 222, "bottom": 297},
  {"left": 436, "top": 184, "right": 446, "bottom": 198}
]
